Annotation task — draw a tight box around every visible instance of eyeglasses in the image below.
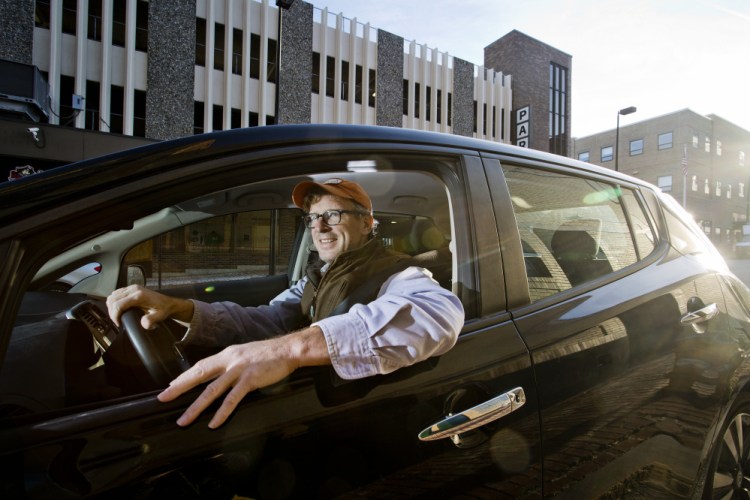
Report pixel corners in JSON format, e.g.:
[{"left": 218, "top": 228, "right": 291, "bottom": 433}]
[{"left": 303, "top": 209, "right": 367, "bottom": 228}]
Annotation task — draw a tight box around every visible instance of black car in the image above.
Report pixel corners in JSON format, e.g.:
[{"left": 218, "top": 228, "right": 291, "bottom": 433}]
[{"left": 1, "top": 124, "right": 749, "bottom": 499}]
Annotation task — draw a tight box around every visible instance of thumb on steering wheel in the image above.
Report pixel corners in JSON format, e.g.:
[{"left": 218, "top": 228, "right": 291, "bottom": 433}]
[{"left": 141, "top": 310, "right": 163, "bottom": 331}]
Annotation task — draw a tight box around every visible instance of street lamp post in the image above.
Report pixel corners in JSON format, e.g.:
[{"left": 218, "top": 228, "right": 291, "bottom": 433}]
[{"left": 615, "top": 106, "right": 637, "bottom": 172}]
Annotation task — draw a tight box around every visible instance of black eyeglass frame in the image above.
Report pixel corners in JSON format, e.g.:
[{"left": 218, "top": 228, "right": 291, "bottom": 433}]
[{"left": 302, "top": 209, "right": 368, "bottom": 228}]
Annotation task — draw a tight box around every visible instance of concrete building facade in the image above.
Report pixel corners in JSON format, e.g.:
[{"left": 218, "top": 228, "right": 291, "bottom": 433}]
[
  {"left": 574, "top": 109, "right": 750, "bottom": 252},
  {"left": 0, "top": 0, "right": 568, "bottom": 180}
]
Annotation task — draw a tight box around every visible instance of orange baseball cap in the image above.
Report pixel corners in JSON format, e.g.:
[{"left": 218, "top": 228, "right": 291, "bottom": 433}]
[{"left": 292, "top": 178, "right": 372, "bottom": 213}]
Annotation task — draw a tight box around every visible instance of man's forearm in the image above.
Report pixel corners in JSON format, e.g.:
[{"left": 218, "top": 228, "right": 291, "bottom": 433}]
[{"left": 284, "top": 326, "right": 332, "bottom": 368}]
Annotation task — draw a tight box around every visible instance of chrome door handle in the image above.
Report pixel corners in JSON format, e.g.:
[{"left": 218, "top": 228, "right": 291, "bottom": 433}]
[
  {"left": 680, "top": 302, "right": 719, "bottom": 325},
  {"left": 418, "top": 387, "right": 526, "bottom": 442}
]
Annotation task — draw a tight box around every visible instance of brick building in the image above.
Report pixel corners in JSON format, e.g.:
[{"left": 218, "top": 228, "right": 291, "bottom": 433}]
[
  {"left": 485, "top": 30, "right": 572, "bottom": 157},
  {"left": 574, "top": 109, "right": 750, "bottom": 252}
]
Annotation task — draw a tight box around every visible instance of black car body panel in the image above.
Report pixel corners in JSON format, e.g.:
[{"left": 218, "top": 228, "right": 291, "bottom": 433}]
[{"left": 1, "top": 124, "right": 749, "bottom": 498}]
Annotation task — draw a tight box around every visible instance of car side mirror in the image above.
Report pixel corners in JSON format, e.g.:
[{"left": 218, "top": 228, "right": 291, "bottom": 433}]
[{"left": 127, "top": 265, "right": 146, "bottom": 287}]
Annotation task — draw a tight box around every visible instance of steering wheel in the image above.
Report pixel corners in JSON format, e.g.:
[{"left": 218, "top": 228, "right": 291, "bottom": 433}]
[{"left": 120, "top": 309, "right": 191, "bottom": 387}]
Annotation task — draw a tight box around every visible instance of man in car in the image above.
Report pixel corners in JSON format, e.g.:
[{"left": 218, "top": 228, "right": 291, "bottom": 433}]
[{"left": 107, "top": 178, "right": 464, "bottom": 428}]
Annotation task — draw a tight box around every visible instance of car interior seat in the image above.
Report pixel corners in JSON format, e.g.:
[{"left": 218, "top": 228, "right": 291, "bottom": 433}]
[
  {"left": 550, "top": 220, "right": 613, "bottom": 287},
  {"left": 376, "top": 216, "right": 453, "bottom": 290}
]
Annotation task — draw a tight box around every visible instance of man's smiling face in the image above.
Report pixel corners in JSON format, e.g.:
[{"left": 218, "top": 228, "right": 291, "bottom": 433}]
[{"left": 308, "top": 195, "right": 372, "bottom": 263}]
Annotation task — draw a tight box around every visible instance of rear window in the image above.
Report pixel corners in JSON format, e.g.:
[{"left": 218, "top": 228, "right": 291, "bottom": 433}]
[
  {"left": 503, "top": 165, "right": 658, "bottom": 302},
  {"left": 659, "top": 193, "right": 720, "bottom": 258}
]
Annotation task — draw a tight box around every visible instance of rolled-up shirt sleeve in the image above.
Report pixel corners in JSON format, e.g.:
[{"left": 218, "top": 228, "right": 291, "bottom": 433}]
[
  {"left": 177, "top": 267, "right": 464, "bottom": 380},
  {"left": 315, "top": 267, "right": 464, "bottom": 379}
]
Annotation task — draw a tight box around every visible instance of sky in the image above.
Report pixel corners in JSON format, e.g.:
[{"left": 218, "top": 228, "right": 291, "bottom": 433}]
[{"left": 307, "top": 0, "right": 750, "bottom": 138}]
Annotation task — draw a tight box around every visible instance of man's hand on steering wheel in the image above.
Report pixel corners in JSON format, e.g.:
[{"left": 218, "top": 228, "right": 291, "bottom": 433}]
[{"left": 106, "top": 285, "right": 194, "bottom": 329}]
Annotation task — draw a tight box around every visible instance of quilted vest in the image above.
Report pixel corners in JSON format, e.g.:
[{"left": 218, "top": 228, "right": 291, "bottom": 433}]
[{"left": 300, "top": 239, "right": 411, "bottom": 324}]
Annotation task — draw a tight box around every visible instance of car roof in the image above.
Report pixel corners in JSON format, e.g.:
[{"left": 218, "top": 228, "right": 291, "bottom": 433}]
[{"left": 0, "top": 124, "right": 651, "bottom": 226}]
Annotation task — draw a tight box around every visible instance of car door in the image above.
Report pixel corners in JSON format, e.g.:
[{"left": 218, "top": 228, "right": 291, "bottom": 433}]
[
  {"left": 340, "top": 155, "right": 543, "bottom": 498},
  {"left": 487, "top": 158, "right": 750, "bottom": 497},
  {"left": 0, "top": 139, "right": 543, "bottom": 498}
]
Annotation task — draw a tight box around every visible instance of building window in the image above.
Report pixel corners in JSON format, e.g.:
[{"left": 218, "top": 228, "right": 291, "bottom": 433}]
[
  {"left": 250, "top": 34, "right": 261, "bottom": 79},
  {"left": 133, "top": 89, "right": 146, "bottom": 137},
  {"left": 135, "top": 0, "right": 148, "bottom": 52},
  {"left": 35, "top": 0, "right": 51, "bottom": 29},
  {"left": 658, "top": 175, "right": 673, "bottom": 192},
  {"left": 112, "top": 0, "right": 125, "bottom": 47},
  {"left": 658, "top": 132, "right": 673, "bottom": 150},
  {"left": 601, "top": 146, "right": 613, "bottom": 162},
  {"left": 549, "top": 62, "right": 568, "bottom": 156},
  {"left": 194, "top": 101, "right": 204, "bottom": 135},
  {"left": 110, "top": 0, "right": 148, "bottom": 50},
  {"left": 267, "top": 38, "right": 278, "bottom": 83},
  {"left": 62, "top": 0, "right": 76, "bottom": 35},
  {"left": 214, "top": 23, "right": 225, "bottom": 71},
  {"left": 325, "top": 56, "right": 335, "bottom": 97},
  {"left": 231, "top": 108, "right": 241, "bottom": 129},
  {"left": 341, "top": 60, "right": 349, "bottom": 101},
  {"left": 691, "top": 175, "right": 698, "bottom": 191},
  {"left": 59, "top": 75, "right": 75, "bottom": 127},
  {"left": 355, "top": 65, "right": 363, "bottom": 104},
  {"left": 414, "top": 83, "right": 421, "bottom": 119},
  {"left": 693, "top": 135, "right": 699, "bottom": 148},
  {"left": 704, "top": 179, "right": 710, "bottom": 195},
  {"left": 436, "top": 89, "right": 442, "bottom": 124},
  {"left": 741, "top": 151, "right": 746, "bottom": 167},
  {"left": 84, "top": 80, "right": 101, "bottom": 131},
  {"left": 212, "top": 104, "right": 223, "bottom": 131},
  {"left": 717, "top": 140, "right": 722, "bottom": 156},
  {"left": 369, "top": 69, "right": 376, "bottom": 108},
  {"left": 473, "top": 101, "right": 477, "bottom": 133},
  {"left": 482, "top": 103, "right": 487, "bottom": 135},
  {"left": 740, "top": 182, "right": 745, "bottom": 198},
  {"left": 578, "top": 151, "right": 590, "bottom": 162},
  {"left": 88, "top": 0, "right": 103, "bottom": 41},
  {"left": 716, "top": 181, "right": 722, "bottom": 197},
  {"left": 426, "top": 86, "right": 432, "bottom": 122},
  {"left": 705, "top": 136, "right": 711, "bottom": 153},
  {"left": 446, "top": 92, "right": 451, "bottom": 125},
  {"left": 248, "top": 111, "right": 259, "bottom": 127},
  {"left": 312, "top": 52, "right": 320, "bottom": 94},
  {"left": 110, "top": 85, "right": 124, "bottom": 134},
  {"left": 728, "top": 184, "right": 732, "bottom": 199},
  {"left": 492, "top": 106, "right": 497, "bottom": 138},
  {"left": 402, "top": 79, "right": 409, "bottom": 115},
  {"left": 630, "top": 139, "right": 644, "bottom": 156},
  {"left": 113, "top": 0, "right": 126, "bottom": 47},
  {"left": 196, "top": 18, "right": 206, "bottom": 67},
  {"left": 232, "top": 28, "right": 242, "bottom": 75}
]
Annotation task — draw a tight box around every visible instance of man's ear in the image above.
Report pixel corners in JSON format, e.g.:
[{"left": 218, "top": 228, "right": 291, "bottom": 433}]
[{"left": 362, "top": 215, "right": 374, "bottom": 235}]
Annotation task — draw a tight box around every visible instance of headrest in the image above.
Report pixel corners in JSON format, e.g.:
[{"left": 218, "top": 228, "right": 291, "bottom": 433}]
[{"left": 551, "top": 229, "right": 599, "bottom": 260}]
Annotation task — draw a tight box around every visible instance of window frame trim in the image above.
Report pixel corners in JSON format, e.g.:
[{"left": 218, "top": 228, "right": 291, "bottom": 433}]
[{"left": 484, "top": 156, "right": 669, "bottom": 313}]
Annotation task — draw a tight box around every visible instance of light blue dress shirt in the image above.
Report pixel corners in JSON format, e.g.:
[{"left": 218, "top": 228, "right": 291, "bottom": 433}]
[{"left": 179, "top": 266, "right": 464, "bottom": 379}]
